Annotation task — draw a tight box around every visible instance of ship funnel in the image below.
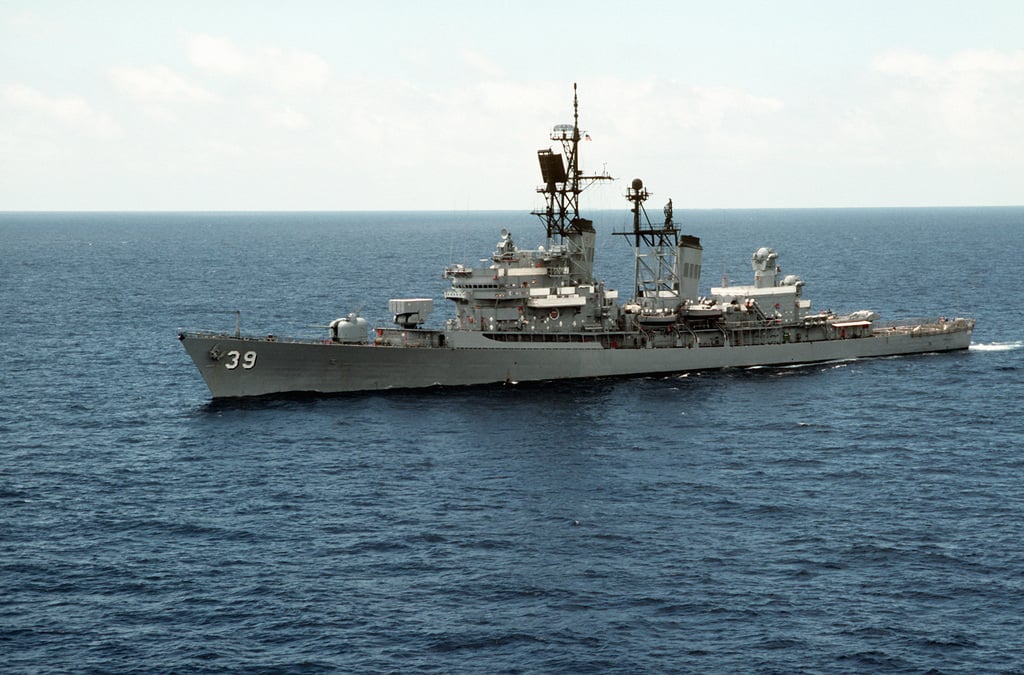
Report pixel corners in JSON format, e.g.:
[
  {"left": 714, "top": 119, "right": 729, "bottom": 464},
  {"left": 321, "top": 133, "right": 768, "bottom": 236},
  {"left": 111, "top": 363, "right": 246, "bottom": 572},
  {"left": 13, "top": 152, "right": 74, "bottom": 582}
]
[{"left": 676, "top": 235, "right": 703, "bottom": 301}]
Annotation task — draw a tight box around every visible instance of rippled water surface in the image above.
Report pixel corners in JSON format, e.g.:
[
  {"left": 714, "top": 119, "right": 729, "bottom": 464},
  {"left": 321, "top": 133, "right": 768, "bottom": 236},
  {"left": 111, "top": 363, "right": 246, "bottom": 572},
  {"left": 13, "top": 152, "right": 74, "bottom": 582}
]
[{"left": 2, "top": 208, "right": 1023, "bottom": 672}]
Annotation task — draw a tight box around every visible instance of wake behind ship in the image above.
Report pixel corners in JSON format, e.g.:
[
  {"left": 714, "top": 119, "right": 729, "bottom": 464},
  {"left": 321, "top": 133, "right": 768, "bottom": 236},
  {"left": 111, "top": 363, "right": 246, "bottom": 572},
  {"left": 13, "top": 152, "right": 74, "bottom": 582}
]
[{"left": 179, "top": 85, "right": 974, "bottom": 399}]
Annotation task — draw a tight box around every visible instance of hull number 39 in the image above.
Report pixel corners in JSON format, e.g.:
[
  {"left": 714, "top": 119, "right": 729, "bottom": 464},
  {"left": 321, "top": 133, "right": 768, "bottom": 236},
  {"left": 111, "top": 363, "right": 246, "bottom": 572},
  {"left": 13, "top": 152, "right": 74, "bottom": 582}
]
[{"left": 225, "top": 350, "right": 257, "bottom": 370}]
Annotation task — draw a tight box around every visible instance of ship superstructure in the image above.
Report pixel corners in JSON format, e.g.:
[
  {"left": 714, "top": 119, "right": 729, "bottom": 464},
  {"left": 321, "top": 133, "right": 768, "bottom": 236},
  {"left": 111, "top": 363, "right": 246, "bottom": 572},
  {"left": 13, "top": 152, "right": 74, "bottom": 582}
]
[
  {"left": 437, "top": 83, "right": 615, "bottom": 339},
  {"left": 179, "top": 86, "right": 974, "bottom": 398}
]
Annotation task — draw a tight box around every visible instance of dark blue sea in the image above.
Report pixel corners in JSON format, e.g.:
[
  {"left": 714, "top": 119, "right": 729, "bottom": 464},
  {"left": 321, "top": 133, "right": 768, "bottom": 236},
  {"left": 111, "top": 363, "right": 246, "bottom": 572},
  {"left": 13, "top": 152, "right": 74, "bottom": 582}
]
[{"left": 2, "top": 207, "right": 1023, "bottom": 673}]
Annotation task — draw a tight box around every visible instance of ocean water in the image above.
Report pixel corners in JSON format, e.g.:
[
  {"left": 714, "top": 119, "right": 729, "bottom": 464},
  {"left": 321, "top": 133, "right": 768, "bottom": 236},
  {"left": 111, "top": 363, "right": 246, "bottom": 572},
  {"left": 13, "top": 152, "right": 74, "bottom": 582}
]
[{"left": 2, "top": 207, "right": 1023, "bottom": 673}]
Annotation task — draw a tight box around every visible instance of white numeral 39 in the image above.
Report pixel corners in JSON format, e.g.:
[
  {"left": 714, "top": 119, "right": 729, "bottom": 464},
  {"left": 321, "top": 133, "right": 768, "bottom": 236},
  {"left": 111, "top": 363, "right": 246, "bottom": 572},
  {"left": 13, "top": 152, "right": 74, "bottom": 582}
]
[{"left": 224, "top": 350, "right": 257, "bottom": 370}]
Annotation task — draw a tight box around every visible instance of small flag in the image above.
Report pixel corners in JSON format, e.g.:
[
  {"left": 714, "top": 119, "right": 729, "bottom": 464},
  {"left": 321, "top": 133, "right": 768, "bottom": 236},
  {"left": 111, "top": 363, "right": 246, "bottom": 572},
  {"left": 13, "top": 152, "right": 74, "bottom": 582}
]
[{"left": 584, "top": 133, "right": 592, "bottom": 141}]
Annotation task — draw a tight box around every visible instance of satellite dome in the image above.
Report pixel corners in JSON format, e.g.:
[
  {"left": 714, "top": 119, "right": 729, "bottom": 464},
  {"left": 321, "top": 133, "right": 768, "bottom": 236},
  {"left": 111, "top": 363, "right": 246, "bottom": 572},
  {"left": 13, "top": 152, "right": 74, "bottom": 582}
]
[{"left": 631, "top": 178, "right": 644, "bottom": 190}]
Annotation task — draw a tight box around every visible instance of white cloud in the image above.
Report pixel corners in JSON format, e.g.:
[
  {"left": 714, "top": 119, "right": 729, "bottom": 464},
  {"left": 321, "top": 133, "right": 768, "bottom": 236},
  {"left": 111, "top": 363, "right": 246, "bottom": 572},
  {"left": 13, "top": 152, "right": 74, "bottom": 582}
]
[
  {"left": 264, "top": 47, "right": 330, "bottom": 90},
  {"left": 949, "top": 49, "right": 1024, "bottom": 75},
  {"left": 186, "top": 33, "right": 250, "bottom": 75},
  {"left": 109, "top": 65, "right": 217, "bottom": 103},
  {"left": 186, "top": 33, "right": 329, "bottom": 90},
  {"left": 868, "top": 48, "right": 1024, "bottom": 167},
  {"left": 2, "top": 84, "right": 121, "bottom": 139},
  {"left": 691, "top": 86, "right": 785, "bottom": 117},
  {"left": 873, "top": 50, "right": 941, "bottom": 79},
  {"left": 875, "top": 48, "right": 1024, "bottom": 79},
  {"left": 459, "top": 49, "right": 505, "bottom": 78},
  {"left": 266, "top": 106, "right": 310, "bottom": 130}
]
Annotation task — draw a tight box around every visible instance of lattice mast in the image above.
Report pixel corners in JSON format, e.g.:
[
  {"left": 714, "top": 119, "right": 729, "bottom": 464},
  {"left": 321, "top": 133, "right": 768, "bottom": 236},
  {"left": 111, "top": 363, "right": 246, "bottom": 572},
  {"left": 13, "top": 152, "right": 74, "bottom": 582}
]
[
  {"left": 532, "top": 83, "right": 612, "bottom": 243},
  {"left": 618, "top": 178, "right": 681, "bottom": 306}
]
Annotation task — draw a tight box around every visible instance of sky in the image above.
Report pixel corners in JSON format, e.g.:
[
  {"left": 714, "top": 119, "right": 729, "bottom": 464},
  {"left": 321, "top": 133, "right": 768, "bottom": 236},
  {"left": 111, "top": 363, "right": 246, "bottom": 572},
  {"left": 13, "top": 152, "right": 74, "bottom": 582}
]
[{"left": 1, "top": 0, "right": 1022, "bottom": 211}]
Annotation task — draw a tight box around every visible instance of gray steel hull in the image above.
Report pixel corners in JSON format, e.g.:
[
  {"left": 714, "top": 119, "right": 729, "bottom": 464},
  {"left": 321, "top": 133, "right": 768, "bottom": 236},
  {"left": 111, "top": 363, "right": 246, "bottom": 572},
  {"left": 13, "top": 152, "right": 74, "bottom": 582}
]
[{"left": 180, "top": 325, "right": 973, "bottom": 399}]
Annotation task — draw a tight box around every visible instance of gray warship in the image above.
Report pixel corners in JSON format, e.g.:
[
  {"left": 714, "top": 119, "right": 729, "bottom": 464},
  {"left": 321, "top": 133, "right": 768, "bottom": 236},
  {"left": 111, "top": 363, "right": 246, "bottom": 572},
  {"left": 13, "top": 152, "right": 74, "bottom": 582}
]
[{"left": 179, "top": 86, "right": 975, "bottom": 399}]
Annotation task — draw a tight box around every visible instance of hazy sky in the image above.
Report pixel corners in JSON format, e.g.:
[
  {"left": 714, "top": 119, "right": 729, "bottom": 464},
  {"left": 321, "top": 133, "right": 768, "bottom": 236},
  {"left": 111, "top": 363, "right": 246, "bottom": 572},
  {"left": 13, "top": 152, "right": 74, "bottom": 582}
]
[{"left": 2, "top": 1, "right": 1022, "bottom": 210}]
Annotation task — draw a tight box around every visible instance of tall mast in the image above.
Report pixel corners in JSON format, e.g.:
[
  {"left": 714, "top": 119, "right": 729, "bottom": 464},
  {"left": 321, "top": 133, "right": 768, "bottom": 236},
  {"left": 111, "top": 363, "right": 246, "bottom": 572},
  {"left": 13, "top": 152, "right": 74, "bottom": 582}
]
[
  {"left": 616, "top": 178, "right": 681, "bottom": 304},
  {"left": 533, "top": 83, "right": 612, "bottom": 241}
]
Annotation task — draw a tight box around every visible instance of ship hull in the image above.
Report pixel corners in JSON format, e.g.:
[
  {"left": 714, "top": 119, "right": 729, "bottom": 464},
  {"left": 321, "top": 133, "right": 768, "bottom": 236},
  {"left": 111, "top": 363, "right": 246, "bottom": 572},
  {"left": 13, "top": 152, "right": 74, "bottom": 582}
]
[{"left": 180, "top": 325, "right": 973, "bottom": 399}]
